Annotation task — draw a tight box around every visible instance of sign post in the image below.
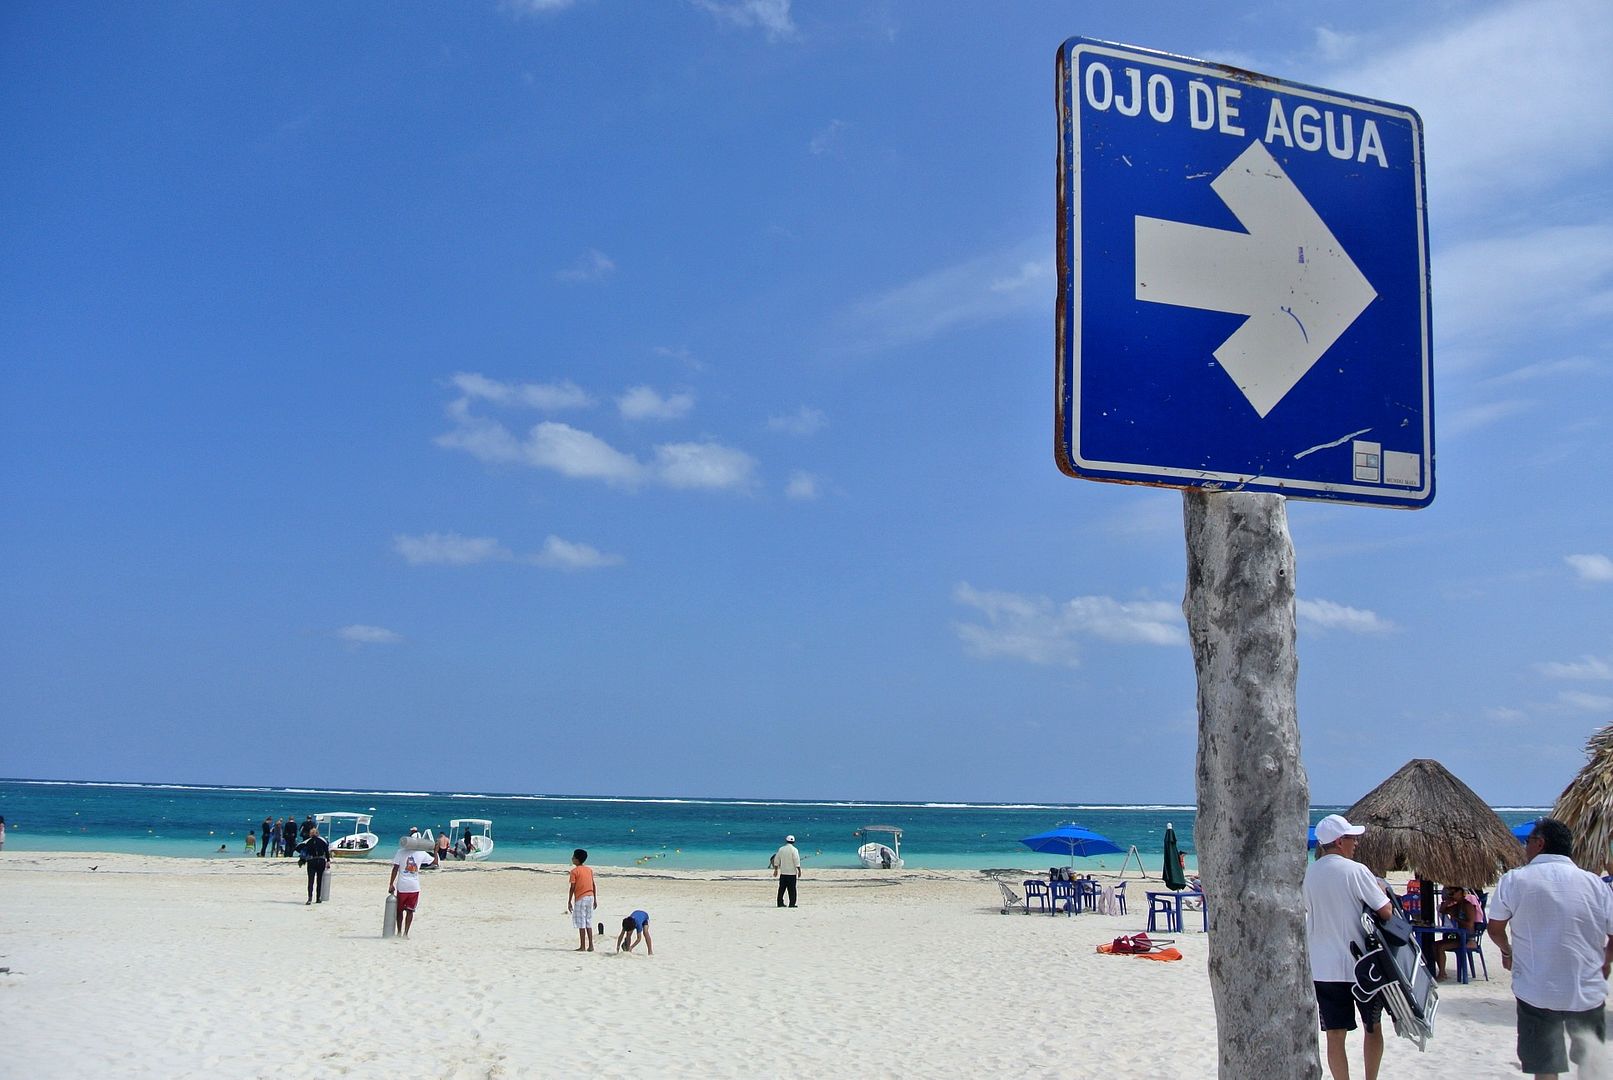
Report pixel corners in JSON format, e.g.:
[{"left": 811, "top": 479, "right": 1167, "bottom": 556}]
[{"left": 1056, "top": 37, "right": 1431, "bottom": 1078}]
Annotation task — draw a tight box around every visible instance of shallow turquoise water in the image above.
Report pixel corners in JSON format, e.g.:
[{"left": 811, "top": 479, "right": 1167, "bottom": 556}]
[{"left": 0, "top": 779, "right": 1549, "bottom": 872}]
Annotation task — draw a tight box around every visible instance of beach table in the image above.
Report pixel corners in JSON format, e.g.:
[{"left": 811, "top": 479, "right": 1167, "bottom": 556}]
[
  {"left": 1410, "top": 922, "right": 1477, "bottom": 984},
  {"left": 1146, "top": 890, "right": 1207, "bottom": 933}
]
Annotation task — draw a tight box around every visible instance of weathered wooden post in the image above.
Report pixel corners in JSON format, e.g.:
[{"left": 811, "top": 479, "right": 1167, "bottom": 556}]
[{"left": 1183, "top": 490, "right": 1319, "bottom": 1079}]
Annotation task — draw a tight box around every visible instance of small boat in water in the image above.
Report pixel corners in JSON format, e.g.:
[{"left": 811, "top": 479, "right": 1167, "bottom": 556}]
[
  {"left": 318, "top": 812, "right": 379, "bottom": 857},
  {"left": 448, "top": 818, "right": 494, "bottom": 860},
  {"left": 855, "top": 824, "right": 904, "bottom": 869}
]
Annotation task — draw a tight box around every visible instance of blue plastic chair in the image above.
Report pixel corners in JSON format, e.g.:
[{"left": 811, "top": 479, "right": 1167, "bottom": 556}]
[
  {"left": 1024, "top": 879, "right": 1051, "bottom": 914},
  {"left": 1147, "top": 892, "right": 1181, "bottom": 933},
  {"left": 1050, "top": 879, "right": 1078, "bottom": 916},
  {"left": 1459, "top": 922, "right": 1489, "bottom": 980},
  {"left": 1112, "top": 881, "right": 1128, "bottom": 915}
]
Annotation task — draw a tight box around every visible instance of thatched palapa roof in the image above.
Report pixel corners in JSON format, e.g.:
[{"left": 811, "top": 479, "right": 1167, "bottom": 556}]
[
  {"left": 1553, "top": 722, "right": 1613, "bottom": 871},
  {"left": 1345, "top": 758, "right": 1522, "bottom": 887}
]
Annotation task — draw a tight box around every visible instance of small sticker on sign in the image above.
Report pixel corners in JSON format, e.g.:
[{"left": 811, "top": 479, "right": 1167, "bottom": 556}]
[
  {"left": 1352, "top": 440, "right": 1381, "bottom": 483},
  {"left": 1383, "top": 451, "right": 1420, "bottom": 488}
]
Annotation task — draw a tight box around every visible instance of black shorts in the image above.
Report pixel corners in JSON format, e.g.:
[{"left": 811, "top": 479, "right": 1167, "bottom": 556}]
[
  {"left": 1314, "top": 981, "right": 1383, "bottom": 1033},
  {"left": 1517, "top": 998, "right": 1605, "bottom": 1075}
]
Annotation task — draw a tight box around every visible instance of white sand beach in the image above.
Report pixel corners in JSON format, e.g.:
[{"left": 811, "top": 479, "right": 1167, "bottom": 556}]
[{"left": 1, "top": 854, "right": 1530, "bottom": 1078}]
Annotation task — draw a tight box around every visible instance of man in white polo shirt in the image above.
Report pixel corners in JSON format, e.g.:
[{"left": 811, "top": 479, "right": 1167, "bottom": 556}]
[
  {"left": 1488, "top": 817, "right": 1613, "bottom": 1079},
  {"left": 1304, "top": 814, "right": 1394, "bottom": 1080}
]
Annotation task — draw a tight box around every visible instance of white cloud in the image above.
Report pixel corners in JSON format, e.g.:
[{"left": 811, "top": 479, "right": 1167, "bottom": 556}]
[
  {"left": 1567, "top": 554, "right": 1613, "bottom": 583},
  {"left": 1312, "top": 27, "right": 1358, "bottom": 64},
  {"left": 502, "top": 0, "right": 578, "bottom": 12},
  {"left": 1329, "top": 0, "right": 1613, "bottom": 217},
  {"left": 809, "top": 119, "right": 846, "bottom": 156},
  {"left": 435, "top": 398, "right": 527, "bottom": 464},
  {"left": 1434, "top": 225, "right": 1613, "bottom": 359},
  {"left": 529, "top": 535, "right": 624, "bottom": 571},
  {"left": 450, "top": 372, "right": 593, "bottom": 411},
  {"left": 1537, "top": 654, "right": 1613, "bottom": 681},
  {"left": 784, "top": 471, "right": 820, "bottom": 500},
  {"left": 438, "top": 390, "right": 756, "bottom": 492},
  {"left": 951, "top": 583, "right": 1184, "bottom": 667},
  {"left": 394, "top": 532, "right": 511, "bottom": 566},
  {"left": 618, "top": 385, "right": 694, "bottom": 421},
  {"left": 527, "top": 422, "right": 647, "bottom": 485},
  {"left": 1440, "top": 398, "right": 1535, "bottom": 437},
  {"left": 1484, "top": 705, "right": 1531, "bottom": 726},
  {"left": 1483, "top": 357, "right": 1600, "bottom": 387},
  {"left": 837, "top": 239, "right": 1050, "bottom": 352},
  {"left": 653, "top": 345, "right": 705, "bottom": 373},
  {"left": 1559, "top": 690, "right": 1613, "bottom": 713},
  {"left": 338, "top": 624, "right": 402, "bottom": 645},
  {"left": 1296, "top": 598, "right": 1396, "bottom": 635},
  {"left": 555, "top": 248, "right": 616, "bottom": 283},
  {"left": 768, "top": 406, "right": 826, "bottom": 436},
  {"left": 653, "top": 441, "right": 758, "bottom": 490},
  {"left": 693, "top": 0, "right": 795, "bottom": 41}
]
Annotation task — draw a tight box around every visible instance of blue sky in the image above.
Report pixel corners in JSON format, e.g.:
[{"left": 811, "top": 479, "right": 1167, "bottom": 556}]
[{"left": 3, "top": 0, "right": 1611, "bottom": 805}]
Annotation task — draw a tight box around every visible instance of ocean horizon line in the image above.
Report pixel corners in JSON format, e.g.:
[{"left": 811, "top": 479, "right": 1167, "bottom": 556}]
[{"left": 0, "top": 776, "right": 1555, "bottom": 813}]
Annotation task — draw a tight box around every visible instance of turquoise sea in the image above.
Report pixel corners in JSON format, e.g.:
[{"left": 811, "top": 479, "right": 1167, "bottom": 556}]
[{"left": 0, "top": 779, "right": 1551, "bottom": 871}]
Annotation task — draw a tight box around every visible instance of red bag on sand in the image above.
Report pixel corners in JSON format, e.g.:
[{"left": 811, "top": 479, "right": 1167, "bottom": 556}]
[{"left": 1111, "top": 933, "right": 1153, "bottom": 954}]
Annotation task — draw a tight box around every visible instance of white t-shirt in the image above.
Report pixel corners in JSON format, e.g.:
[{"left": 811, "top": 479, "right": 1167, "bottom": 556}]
[
  {"left": 1490, "top": 854, "right": 1613, "bottom": 1012},
  {"left": 774, "top": 844, "right": 801, "bottom": 875},
  {"left": 1303, "top": 853, "right": 1390, "bottom": 982},
  {"left": 392, "top": 850, "right": 422, "bottom": 894}
]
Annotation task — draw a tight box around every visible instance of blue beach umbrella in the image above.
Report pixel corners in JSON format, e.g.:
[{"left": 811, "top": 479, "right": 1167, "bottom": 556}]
[
  {"left": 1307, "top": 826, "right": 1318, "bottom": 850},
  {"left": 1511, "top": 821, "right": 1537, "bottom": 842},
  {"left": 1020, "top": 824, "right": 1123, "bottom": 865}
]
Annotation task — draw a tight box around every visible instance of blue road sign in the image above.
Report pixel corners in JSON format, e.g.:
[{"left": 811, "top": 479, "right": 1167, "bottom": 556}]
[{"left": 1056, "top": 38, "right": 1433, "bottom": 508}]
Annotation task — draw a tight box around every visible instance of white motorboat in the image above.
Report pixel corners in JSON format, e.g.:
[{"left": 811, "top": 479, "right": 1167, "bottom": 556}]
[
  {"left": 448, "top": 818, "right": 494, "bottom": 860},
  {"left": 318, "top": 812, "right": 379, "bottom": 857},
  {"left": 855, "top": 824, "right": 904, "bottom": 869}
]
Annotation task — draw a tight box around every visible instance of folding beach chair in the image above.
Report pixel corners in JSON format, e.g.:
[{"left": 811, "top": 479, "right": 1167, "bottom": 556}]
[
  {"left": 997, "top": 881, "right": 1027, "bottom": 915},
  {"left": 1352, "top": 898, "right": 1438, "bottom": 1051}
]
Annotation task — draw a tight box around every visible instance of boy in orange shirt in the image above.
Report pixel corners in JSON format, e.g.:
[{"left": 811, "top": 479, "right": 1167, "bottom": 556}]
[{"left": 567, "top": 848, "right": 597, "bottom": 952}]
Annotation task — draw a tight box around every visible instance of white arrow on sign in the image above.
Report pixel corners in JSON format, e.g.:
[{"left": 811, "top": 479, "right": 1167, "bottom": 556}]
[{"left": 1135, "top": 140, "right": 1377, "bottom": 418}]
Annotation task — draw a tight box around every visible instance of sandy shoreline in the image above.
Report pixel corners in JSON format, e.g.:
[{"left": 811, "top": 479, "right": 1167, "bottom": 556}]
[{"left": 2, "top": 853, "right": 1524, "bottom": 1077}]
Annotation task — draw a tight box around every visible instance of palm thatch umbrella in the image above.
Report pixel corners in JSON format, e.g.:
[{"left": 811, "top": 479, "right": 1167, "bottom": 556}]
[
  {"left": 1552, "top": 722, "right": 1613, "bottom": 871},
  {"left": 1345, "top": 758, "right": 1522, "bottom": 887}
]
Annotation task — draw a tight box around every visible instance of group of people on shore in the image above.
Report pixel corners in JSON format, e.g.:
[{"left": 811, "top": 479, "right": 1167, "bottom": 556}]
[
  {"left": 378, "top": 838, "right": 654, "bottom": 954},
  {"left": 252, "top": 815, "right": 311, "bottom": 858},
  {"left": 1305, "top": 813, "right": 1613, "bottom": 1080},
  {"left": 256, "top": 825, "right": 811, "bottom": 954},
  {"left": 371, "top": 830, "right": 808, "bottom": 948}
]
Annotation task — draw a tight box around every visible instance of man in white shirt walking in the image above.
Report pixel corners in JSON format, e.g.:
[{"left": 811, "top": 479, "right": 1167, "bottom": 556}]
[
  {"left": 774, "top": 835, "right": 802, "bottom": 908},
  {"left": 1488, "top": 817, "right": 1613, "bottom": 1079},
  {"left": 1304, "top": 814, "right": 1394, "bottom": 1080}
]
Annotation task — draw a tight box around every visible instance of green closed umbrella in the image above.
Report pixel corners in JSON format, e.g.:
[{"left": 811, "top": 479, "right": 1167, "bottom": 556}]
[{"left": 1162, "top": 822, "right": 1187, "bottom": 890}]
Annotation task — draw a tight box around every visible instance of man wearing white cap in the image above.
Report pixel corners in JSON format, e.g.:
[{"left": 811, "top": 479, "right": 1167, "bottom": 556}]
[
  {"left": 774, "top": 834, "right": 802, "bottom": 908},
  {"left": 1304, "top": 814, "right": 1393, "bottom": 1080}
]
